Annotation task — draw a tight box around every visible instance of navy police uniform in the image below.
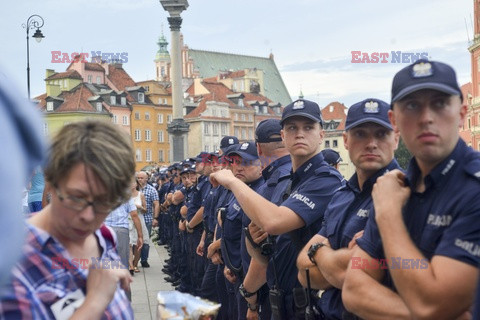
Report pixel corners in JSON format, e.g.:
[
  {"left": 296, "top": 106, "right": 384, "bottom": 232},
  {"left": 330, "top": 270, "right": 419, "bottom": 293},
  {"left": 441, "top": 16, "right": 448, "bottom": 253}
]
[
  {"left": 317, "top": 159, "right": 400, "bottom": 319},
  {"left": 221, "top": 176, "right": 264, "bottom": 320},
  {"left": 357, "top": 139, "right": 480, "bottom": 290},
  {"left": 267, "top": 152, "right": 345, "bottom": 319}
]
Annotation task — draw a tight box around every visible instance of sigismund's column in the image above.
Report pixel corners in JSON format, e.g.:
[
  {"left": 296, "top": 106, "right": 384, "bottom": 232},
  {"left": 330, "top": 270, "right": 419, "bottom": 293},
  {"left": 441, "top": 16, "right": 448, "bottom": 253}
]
[{"left": 160, "top": 0, "right": 189, "bottom": 162}]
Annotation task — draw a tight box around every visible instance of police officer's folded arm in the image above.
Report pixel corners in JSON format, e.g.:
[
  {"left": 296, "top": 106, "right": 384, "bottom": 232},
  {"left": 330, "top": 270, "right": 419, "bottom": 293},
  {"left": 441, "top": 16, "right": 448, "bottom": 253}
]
[
  {"left": 296, "top": 234, "right": 332, "bottom": 290},
  {"left": 342, "top": 247, "right": 412, "bottom": 319}
]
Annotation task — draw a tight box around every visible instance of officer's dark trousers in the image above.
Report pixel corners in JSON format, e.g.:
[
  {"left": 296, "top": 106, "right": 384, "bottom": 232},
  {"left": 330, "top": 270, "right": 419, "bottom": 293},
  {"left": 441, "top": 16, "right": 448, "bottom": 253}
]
[
  {"left": 216, "top": 264, "right": 234, "bottom": 320},
  {"left": 178, "top": 230, "right": 191, "bottom": 291},
  {"left": 186, "top": 227, "right": 205, "bottom": 295},
  {"left": 200, "top": 239, "right": 219, "bottom": 303}
]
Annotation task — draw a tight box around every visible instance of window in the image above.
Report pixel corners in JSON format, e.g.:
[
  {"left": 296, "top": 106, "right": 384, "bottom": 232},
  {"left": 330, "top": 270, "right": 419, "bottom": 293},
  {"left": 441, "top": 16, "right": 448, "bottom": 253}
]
[
  {"left": 43, "top": 123, "right": 48, "bottom": 136},
  {"left": 159, "top": 98, "right": 163, "bottom": 105},
  {"left": 213, "top": 123, "right": 219, "bottom": 135},
  {"left": 204, "top": 145, "right": 209, "bottom": 152},
  {"left": 135, "top": 149, "right": 142, "bottom": 161},
  {"left": 235, "top": 113, "right": 239, "bottom": 121},
  {"left": 221, "top": 110, "right": 226, "bottom": 117},
  {"left": 145, "top": 130, "right": 151, "bottom": 141},
  {"left": 212, "top": 109, "right": 217, "bottom": 116},
  {"left": 254, "top": 106, "right": 259, "bottom": 114},
  {"left": 241, "top": 114, "right": 246, "bottom": 121},
  {"left": 110, "top": 96, "right": 116, "bottom": 105},
  {"left": 204, "top": 123, "right": 210, "bottom": 134},
  {"left": 158, "top": 114, "right": 164, "bottom": 124},
  {"left": 248, "top": 128, "right": 253, "bottom": 139},
  {"left": 248, "top": 114, "right": 253, "bottom": 121},
  {"left": 221, "top": 123, "right": 227, "bottom": 135},
  {"left": 213, "top": 145, "right": 218, "bottom": 152},
  {"left": 167, "top": 115, "right": 172, "bottom": 123},
  {"left": 242, "top": 128, "right": 246, "bottom": 139},
  {"left": 87, "top": 75, "right": 92, "bottom": 83},
  {"left": 234, "top": 127, "right": 239, "bottom": 137},
  {"left": 121, "top": 97, "right": 126, "bottom": 105},
  {"left": 145, "top": 149, "right": 152, "bottom": 162},
  {"left": 112, "top": 115, "right": 117, "bottom": 124},
  {"left": 262, "top": 106, "right": 267, "bottom": 114},
  {"left": 145, "top": 112, "right": 150, "bottom": 121},
  {"left": 134, "top": 129, "right": 141, "bottom": 141},
  {"left": 158, "top": 150, "right": 164, "bottom": 162},
  {"left": 144, "top": 86, "right": 149, "bottom": 92},
  {"left": 46, "top": 101, "right": 53, "bottom": 111},
  {"left": 135, "top": 112, "right": 140, "bottom": 120},
  {"left": 333, "top": 140, "right": 338, "bottom": 148},
  {"left": 238, "top": 99, "right": 244, "bottom": 107},
  {"left": 96, "top": 76, "right": 101, "bottom": 84},
  {"left": 158, "top": 130, "right": 164, "bottom": 142},
  {"left": 325, "top": 140, "right": 330, "bottom": 148},
  {"left": 468, "top": 118, "right": 471, "bottom": 129},
  {"left": 122, "top": 115, "right": 128, "bottom": 125},
  {"left": 138, "top": 92, "right": 144, "bottom": 103},
  {"left": 96, "top": 102, "right": 102, "bottom": 112}
]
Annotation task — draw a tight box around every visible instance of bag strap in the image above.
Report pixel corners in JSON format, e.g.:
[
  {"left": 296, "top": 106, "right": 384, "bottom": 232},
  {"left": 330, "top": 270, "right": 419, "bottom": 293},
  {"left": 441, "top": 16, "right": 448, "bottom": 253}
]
[{"left": 100, "top": 224, "right": 116, "bottom": 249}]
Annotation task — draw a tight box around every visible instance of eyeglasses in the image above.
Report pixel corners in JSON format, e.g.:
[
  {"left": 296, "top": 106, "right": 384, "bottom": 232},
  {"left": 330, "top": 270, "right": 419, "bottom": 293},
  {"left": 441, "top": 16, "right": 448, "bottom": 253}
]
[{"left": 55, "top": 187, "right": 117, "bottom": 214}]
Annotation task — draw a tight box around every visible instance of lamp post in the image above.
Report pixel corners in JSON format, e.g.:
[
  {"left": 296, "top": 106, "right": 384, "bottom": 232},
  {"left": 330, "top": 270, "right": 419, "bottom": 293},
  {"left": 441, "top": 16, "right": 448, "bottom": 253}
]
[{"left": 22, "top": 14, "right": 45, "bottom": 100}]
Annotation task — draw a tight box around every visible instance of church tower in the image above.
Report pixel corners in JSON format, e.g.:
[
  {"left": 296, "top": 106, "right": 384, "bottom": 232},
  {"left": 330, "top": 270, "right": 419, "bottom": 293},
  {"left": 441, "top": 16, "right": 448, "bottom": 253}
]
[{"left": 154, "top": 29, "right": 171, "bottom": 82}]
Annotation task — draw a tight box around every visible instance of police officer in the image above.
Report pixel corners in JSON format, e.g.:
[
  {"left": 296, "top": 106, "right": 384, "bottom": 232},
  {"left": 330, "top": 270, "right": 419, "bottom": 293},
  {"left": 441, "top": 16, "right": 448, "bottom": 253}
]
[
  {"left": 343, "top": 60, "right": 480, "bottom": 319},
  {"left": 198, "top": 153, "right": 223, "bottom": 303},
  {"left": 220, "top": 142, "right": 264, "bottom": 320},
  {"left": 207, "top": 142, "right": 239, "bottom": 319},
  {"left": 210, "top": 99, "right": 345, "bottom": 319},
  {"left": 240, "top": 119, "right": 291, "bottom": 320},
  {"left": 296, "top": 98, "right": 400, "bottom": 319},
  {"left": 184, "top": 153, "right": 213, "bottom": 295},
  {"left": 320, "top": 148, "right": 342, "bottom": 170}
]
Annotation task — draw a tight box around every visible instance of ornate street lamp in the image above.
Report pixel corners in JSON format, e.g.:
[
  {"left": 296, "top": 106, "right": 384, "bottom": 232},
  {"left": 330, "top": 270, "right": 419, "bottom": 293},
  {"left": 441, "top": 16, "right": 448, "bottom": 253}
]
[{"left": 22, "top": 14, "right": 45, "bottom": 100}]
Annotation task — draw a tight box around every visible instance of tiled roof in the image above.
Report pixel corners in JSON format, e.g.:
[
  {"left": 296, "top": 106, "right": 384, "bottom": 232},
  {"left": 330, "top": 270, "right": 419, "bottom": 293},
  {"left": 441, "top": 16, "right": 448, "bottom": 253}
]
[
  {"left": 321, "top": 101, "right": 347, "bottom": 130},
  {"left": 188, "top": 49, "right": 291, "bottom": 105},
  {"left": 45, "top": 69, "right": 83, "bottom": 80},
  {"left": 38, "top": 83, "right": 107, "bottom": 114},
  {"left": 33, "top": 93, "right": 47, "bottom": 109},
  {"left": 85, "top": 62, "right": 105, "bottom": 72},
  {"left": 185, "top": 79, "right": 279, "bottom": 119},
  {"left": 107, "top": 65, "right": 136, "bottom": 91}
]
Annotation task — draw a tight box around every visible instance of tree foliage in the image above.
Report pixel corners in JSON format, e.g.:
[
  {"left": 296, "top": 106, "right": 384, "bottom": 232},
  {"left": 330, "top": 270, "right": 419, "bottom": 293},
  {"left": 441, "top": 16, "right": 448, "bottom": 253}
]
[{"left": 394, "top": 138, "right": 412, "bottom": 170}]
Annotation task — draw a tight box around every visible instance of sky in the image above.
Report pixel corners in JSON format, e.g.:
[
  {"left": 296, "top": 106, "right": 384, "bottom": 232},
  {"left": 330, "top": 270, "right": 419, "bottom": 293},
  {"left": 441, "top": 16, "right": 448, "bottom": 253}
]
[{"left": 0, "top": 0, "right": 474, "bottom": 108}]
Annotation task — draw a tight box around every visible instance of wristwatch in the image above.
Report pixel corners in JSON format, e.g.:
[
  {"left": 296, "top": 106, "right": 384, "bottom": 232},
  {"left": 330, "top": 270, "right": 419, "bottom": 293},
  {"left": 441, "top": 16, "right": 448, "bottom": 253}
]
[
  {"left": 186, "top": 221, "right": 193, "bottom": 231},
  {"left": 307, "top": 242, "right": 325, "bottom": 265},
  {"left": 239, "top": 283, "right": 257, "bottom": 298},
  {"left": 247, "top": 302, "right": 259, "bottom": 312}
]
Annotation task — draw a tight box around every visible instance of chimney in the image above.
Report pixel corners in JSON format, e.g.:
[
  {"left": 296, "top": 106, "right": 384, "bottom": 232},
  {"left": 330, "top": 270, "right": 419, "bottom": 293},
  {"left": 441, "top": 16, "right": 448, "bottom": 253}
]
[{"left": 45, "top": 69, "right": 56, "bottom": 79}]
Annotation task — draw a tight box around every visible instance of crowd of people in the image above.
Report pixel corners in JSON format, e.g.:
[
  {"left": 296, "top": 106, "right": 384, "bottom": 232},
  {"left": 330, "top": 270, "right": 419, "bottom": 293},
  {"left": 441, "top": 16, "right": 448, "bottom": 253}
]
[{"left": 0, "top": 59, "right": 479, "bottom": 320}]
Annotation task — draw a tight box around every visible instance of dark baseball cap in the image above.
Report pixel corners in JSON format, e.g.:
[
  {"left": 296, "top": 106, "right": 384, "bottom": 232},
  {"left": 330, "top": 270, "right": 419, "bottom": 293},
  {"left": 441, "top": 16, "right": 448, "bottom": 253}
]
[
  {"left": 321, "top": 149, "right": 342, "bottom": 166},
  {"left": 255, "top": 119, "right": 283, "bottom": 143},
  {"left": 227, "top": 141, "right": 259, "bottom": 162},
  {"left": 220, "top": 136, "right": 239, "bottom": 152},
  {"left": 179, "top": 165, "right": 196, "bottom": 175},
  {"left": 195, "top": 152, "right": 210, "bottom": 163},
  {"left": 280, "top": 99, "right": 323, "bottom": 126},
  {"left": 391, "top": 59, "right": 462, "bottom": 104},
  {"left": 345, "top": 98, "right": 392, "bottom": 131}
]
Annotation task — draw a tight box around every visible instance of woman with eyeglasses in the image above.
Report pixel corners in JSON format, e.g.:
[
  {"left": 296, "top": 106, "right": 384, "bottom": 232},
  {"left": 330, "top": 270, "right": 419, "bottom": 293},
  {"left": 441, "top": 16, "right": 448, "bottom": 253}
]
[{"left": 0, "top": 120, "right": 136, "bottom": 319}]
